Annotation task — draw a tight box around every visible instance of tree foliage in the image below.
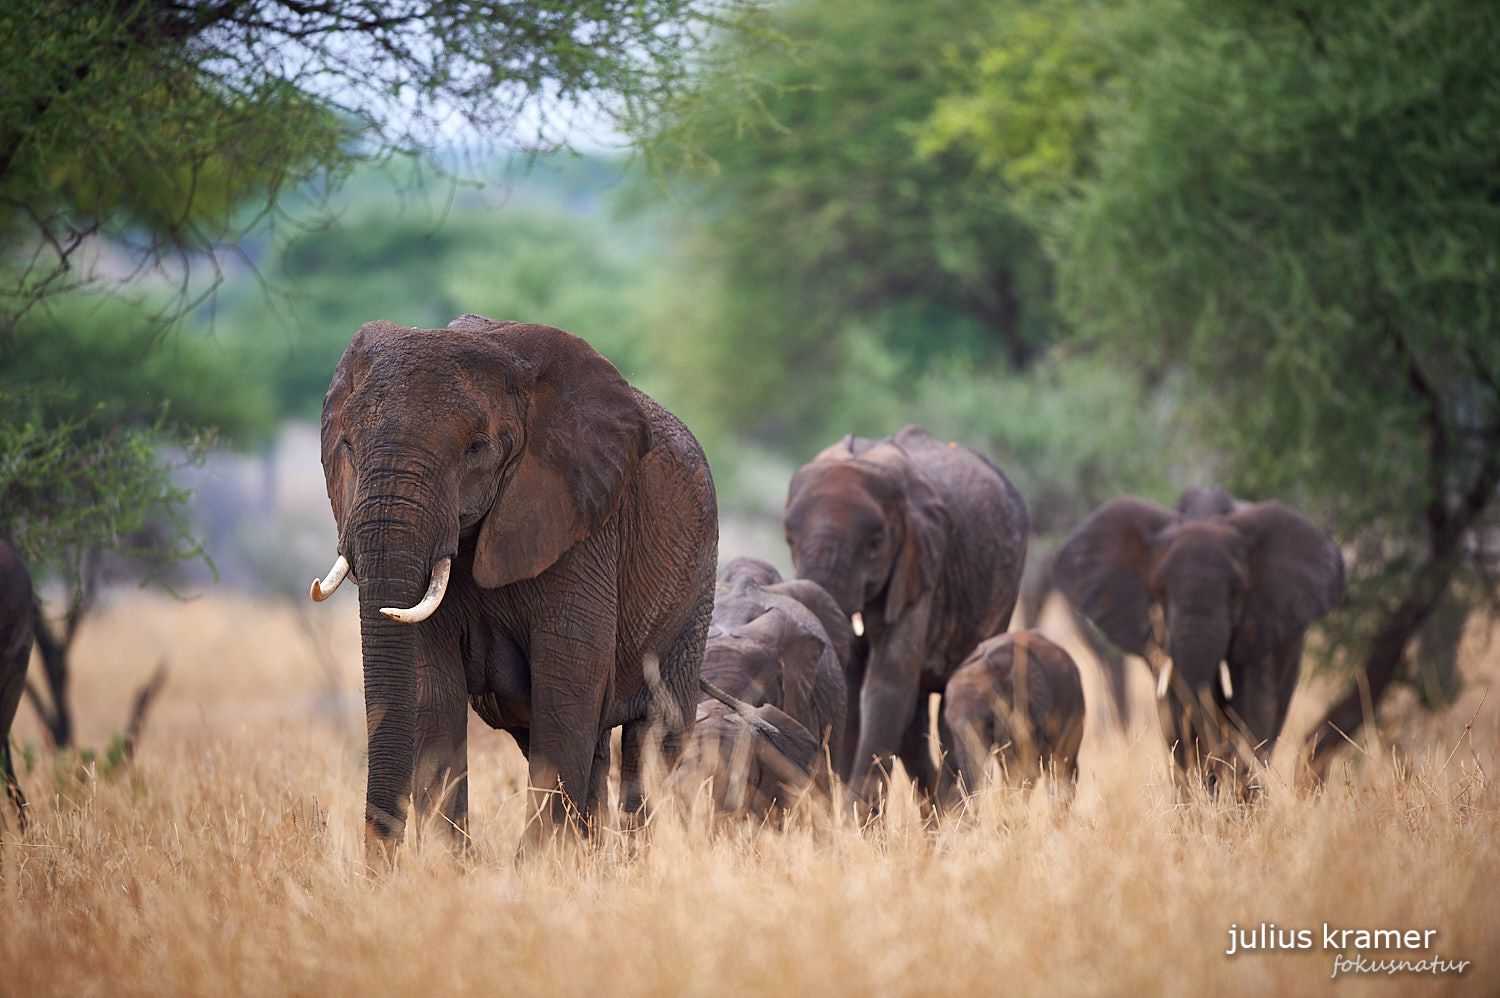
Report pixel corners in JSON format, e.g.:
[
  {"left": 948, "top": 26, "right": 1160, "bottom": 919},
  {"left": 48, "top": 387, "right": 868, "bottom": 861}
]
[
  {"left": 0, "top": 0, "right": 763, "bottom": 332},
  {"left": 0, "top": 0, "right": 764, "bottom": 576},
  {"left": 649, "top": 0, "right": 1061, "bottom": 454},
  {"left": 1044, "top": 0, "right": 1500, "bottom": 746}
]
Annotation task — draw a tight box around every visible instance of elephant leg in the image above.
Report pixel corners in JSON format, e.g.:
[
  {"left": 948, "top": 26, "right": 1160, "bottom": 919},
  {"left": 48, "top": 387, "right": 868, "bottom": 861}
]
[
  {"left": 586, "top": 729, "right": 612, "bottom": 827},
  {"left": 411, "top": 644, "right": 469, "bottom": 846},
  {"left": 619, "top": 611, "right": 709, "bottom": 821},
  {"left": 848, "top": 665, "right": 924, "bottom": 799},
  {"left": 897, "top": 695, "right": 939, "bottom": 796},
  {"left": 1, "top": 655, "right": 26, "bottom": 828},
  {"left": 935, "top": 704, "right": 967, "bottom": 802},
  {"left": 524, "top": 633, "right": 611, "bottom": 841},
  {"left": 618, "top": 720, "right": 652, "bottom": 821}
]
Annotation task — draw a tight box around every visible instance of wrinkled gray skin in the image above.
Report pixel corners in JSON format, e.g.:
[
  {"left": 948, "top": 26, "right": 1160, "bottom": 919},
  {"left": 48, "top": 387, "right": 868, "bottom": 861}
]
[
  {"left": 0, "top": 539, "right": 33, "bottom": 828},
  {"left": 320, "top": 315, "right": 717, "bottom": 854},
  {"left": 669, "top": 559, "right": 848, "bottom": 818},
  {"left": 783, "top": 425, "right": 1028, "bottom": 798},
  {"left": 1056, "top": 490, "right": 1343, "bottom": 783},
  {"left": 705, "top": 557, "right": 848, "bottom": 760},
  {"left": 939, "top": 630, "right": 1086, "bottom": 798}
]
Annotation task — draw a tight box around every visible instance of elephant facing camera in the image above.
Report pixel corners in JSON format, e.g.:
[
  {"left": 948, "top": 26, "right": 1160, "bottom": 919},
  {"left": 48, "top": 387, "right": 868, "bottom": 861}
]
[
  {"left": 314, "top": 315, "right": 718, "bottom": 857},
  {"left": 1056, "top": 489, "right": 1344, "bottom": 790}
]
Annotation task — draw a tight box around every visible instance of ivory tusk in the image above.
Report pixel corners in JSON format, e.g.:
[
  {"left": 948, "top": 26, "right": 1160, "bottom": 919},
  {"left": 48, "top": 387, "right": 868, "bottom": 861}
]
[
  {"left": 851, "top": 611, "right": 865, "bottom": 637},
  {"left": 380, "top": 556, "right": 452, "bottom": 623},
  {"left": 1219, "top": 661, "right": 1234, "bottom": 700},
  {"left": 310, "top": 554, "right": 351, "bottom": 602},
  {"left": 1156, "top": 659, "right": 1174, "bottom": 700}
]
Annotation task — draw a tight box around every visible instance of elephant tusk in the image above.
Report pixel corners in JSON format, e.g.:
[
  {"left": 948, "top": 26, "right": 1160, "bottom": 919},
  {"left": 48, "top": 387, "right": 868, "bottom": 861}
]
[
  {"left": 851, "top": 611, "right": 865, "bottom": 637},
  {"left": 1156, "top": 659, "right": 1174, "bottom": 700},
  {"left": 310, "top": 554, "right": 351, "bottom": 602},
  {"left": 379, "top": 556, "right": 452, "bottom": 623},
  {"left": 1219, "top": 661, "right": 1234, "bottom": 700}
]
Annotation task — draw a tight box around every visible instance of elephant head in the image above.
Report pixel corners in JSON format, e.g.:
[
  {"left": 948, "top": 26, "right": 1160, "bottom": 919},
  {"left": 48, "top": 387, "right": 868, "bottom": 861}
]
[
  {"left": 1056, "top": 493, "right": 1344, "bottom": 774},
  {"left": 782, "top": 436, "right": 948, "bottom": 633},
  {"left": 314, "top": 316, "right": 650, "bottom": 849}
]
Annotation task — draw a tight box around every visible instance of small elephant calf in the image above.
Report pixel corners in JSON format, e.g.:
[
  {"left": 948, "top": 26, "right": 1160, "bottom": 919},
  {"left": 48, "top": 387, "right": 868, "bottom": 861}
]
[
  {"left": 940, "top": 630, "right": 1086, "bottom": 795},
  {"left": 672, "top": 681, "right": 827, "bottom": 818},
  {"left": 667, "top": 558, "right": 848, "bottom": 818}
]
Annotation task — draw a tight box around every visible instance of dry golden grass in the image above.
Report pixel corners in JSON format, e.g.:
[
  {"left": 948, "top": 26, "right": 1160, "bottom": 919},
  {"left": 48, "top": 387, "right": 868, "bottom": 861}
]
[{"left": 2, "top": 589, "right": 1496, "bottom": 997}]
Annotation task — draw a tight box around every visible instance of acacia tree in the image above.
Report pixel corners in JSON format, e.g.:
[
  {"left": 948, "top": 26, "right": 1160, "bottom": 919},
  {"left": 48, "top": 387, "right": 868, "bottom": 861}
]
[
  {"left": 1050, "top": 0, "right": 1500, "bottom": 766},
  {"left": 1, "top": 0, "right": 766, "bottom": 746}
]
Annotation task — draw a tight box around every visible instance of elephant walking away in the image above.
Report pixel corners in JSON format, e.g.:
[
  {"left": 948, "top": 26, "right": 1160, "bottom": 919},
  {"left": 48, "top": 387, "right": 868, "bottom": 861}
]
[
  {"left": 783, "top": 425, "right": 1028, "bottom": 798},
  {"left": 1055, "top": 490, "right": 1343, "bottom": 786},
  {"left": 939, "top": 630, "right": 1086, "bottom": 798},
  {"left": 1, "top": 539, "right": 34, "bottom": 828},
  {"left": 312, "top": 315, "right": 717, "bottom": 854}
]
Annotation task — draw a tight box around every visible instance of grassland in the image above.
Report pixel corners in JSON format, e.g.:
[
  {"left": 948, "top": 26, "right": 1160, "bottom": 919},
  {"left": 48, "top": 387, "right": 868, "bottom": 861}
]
[{"left": 2, "top": 589, "right": 1496, "bottom": 997}]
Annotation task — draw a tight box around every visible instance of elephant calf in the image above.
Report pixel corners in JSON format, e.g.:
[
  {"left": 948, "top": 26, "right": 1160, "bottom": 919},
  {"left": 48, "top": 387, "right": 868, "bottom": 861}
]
[
  {"left": 940, "top": 630, "right": 1086, "bottom": 795},
  {"left": 667, "top": 558, "right": 848, "bottom": 817},
  {"left": 671, "top": 682, "right": 827, "bottom": 819}
]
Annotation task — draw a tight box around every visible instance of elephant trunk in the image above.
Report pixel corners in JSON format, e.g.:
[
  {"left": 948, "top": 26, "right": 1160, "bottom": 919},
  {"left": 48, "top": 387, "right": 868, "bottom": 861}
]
[
  {"left": 347, "top": 473, "right": 454, "bottom": 852},
  {"left": 1167, "top": 611, "right": 1231, "bottom": 697},
  {"left": 794, "top": 538, "right": 861, "bottom": 618}
]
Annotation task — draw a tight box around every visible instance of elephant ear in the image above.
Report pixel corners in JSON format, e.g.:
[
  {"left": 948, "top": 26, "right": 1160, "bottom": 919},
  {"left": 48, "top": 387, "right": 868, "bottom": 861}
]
[
  {"left": 884, "top": 460, "right": 950, "bottom": 624},
  {"left": 1226, "top": 502, "right": 1345, "bottom": 663},
  {"left": 1054, "top": 496, "right": 1177, "bottom": 656},
  {"left": 471, "top": 321, "right": 652, "bottom": 589}
]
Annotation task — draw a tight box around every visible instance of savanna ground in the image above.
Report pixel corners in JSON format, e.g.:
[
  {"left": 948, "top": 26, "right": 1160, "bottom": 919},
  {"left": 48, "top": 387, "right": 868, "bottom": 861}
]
[{"left": 1, "top": 588, "right": 1495, "bottom": 997}]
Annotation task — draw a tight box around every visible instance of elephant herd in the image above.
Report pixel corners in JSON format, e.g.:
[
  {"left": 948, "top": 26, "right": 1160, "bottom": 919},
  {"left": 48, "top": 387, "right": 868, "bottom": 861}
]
[{"left": 0, "top": 315, "right": 1345, "bottom": 855}]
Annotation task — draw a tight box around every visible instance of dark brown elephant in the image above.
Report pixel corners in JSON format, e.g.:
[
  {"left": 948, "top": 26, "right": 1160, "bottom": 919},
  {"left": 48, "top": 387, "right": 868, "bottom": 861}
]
[
  {"left": 1, "top": 539, "right": 33, "bottom": 828},
  {"left": 1055, "top": 491, "right": 1344, "bottom": 784},
  {"left": 312, "top": 315, "right": 717, "bottom": 853},
  {"left": 939, "top": 631, "right": 1086, "bottom": 796},
  {"left": 783, "top": 425, "right": 1028, "bottom": 797}
]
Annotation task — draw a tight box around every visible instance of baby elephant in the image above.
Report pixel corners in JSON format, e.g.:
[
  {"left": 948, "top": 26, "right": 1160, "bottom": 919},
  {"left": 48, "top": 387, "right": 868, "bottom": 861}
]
[
  {"left": 667, "top": 559, "right": 848, "bottom": 818},
  {"left": 673, "top": 680, "right": 827, "bottom": 818},
  {"left": 940, "top": 631, "right": 1086, "bottom": 795}
]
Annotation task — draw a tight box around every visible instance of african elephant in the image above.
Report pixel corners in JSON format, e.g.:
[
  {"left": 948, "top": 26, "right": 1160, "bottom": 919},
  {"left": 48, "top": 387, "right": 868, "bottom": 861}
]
[
  {"left": 1055, "top": 490, "right": 1344, "bottom": 783},
  {"left": 705, "top": 558, "right": 848, "bottom": 762},
  {"left": 312, "top": 315, "right": 717, "bottom": 853},
  {"left": 670, "top": 679, "right": 827, "bottom": 819},
  {"left": 1, "top": 539, "right": 33, "bottom": 828},
  {"left": 939, "top": 630, "right": 1086, "bottom": 796},
  {"left": 783, "top": 425, "right": 1029, "bottom": 797}
]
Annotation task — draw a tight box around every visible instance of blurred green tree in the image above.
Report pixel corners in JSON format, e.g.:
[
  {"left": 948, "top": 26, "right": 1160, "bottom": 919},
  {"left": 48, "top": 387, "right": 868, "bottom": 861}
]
[
  {"left": 1048, "top": 0, "right": 1500, "bottom": 762},
  {"left": 648, "top": 0, "right": 1061, "bottom": 451}
]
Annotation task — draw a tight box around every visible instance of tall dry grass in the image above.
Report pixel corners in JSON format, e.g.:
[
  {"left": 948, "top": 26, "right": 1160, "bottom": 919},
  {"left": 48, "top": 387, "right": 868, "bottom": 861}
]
[{"left": 1, "top": 589, "right": 1496, "bottom": 997}]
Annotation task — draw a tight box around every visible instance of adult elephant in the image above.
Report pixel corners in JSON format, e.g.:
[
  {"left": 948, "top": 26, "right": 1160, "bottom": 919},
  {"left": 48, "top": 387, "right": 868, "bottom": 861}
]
[
  {"left": 1055, "top": 491, "right": 1343, "bottom": 784},
  {"left": 783, "top": 425, "right": 1028, "bottom": 797},
  {"left": 1, "top": 538, "right": 34, "bottom": 828},
  {"left": 312, "top": 315, "right": 717, "bottom": 854}
]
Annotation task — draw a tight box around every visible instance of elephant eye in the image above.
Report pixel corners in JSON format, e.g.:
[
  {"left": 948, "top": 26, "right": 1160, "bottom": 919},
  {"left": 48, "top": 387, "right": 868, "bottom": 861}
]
[{"left": 467, "top": 434, "right": 488, "bottom": 455}]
